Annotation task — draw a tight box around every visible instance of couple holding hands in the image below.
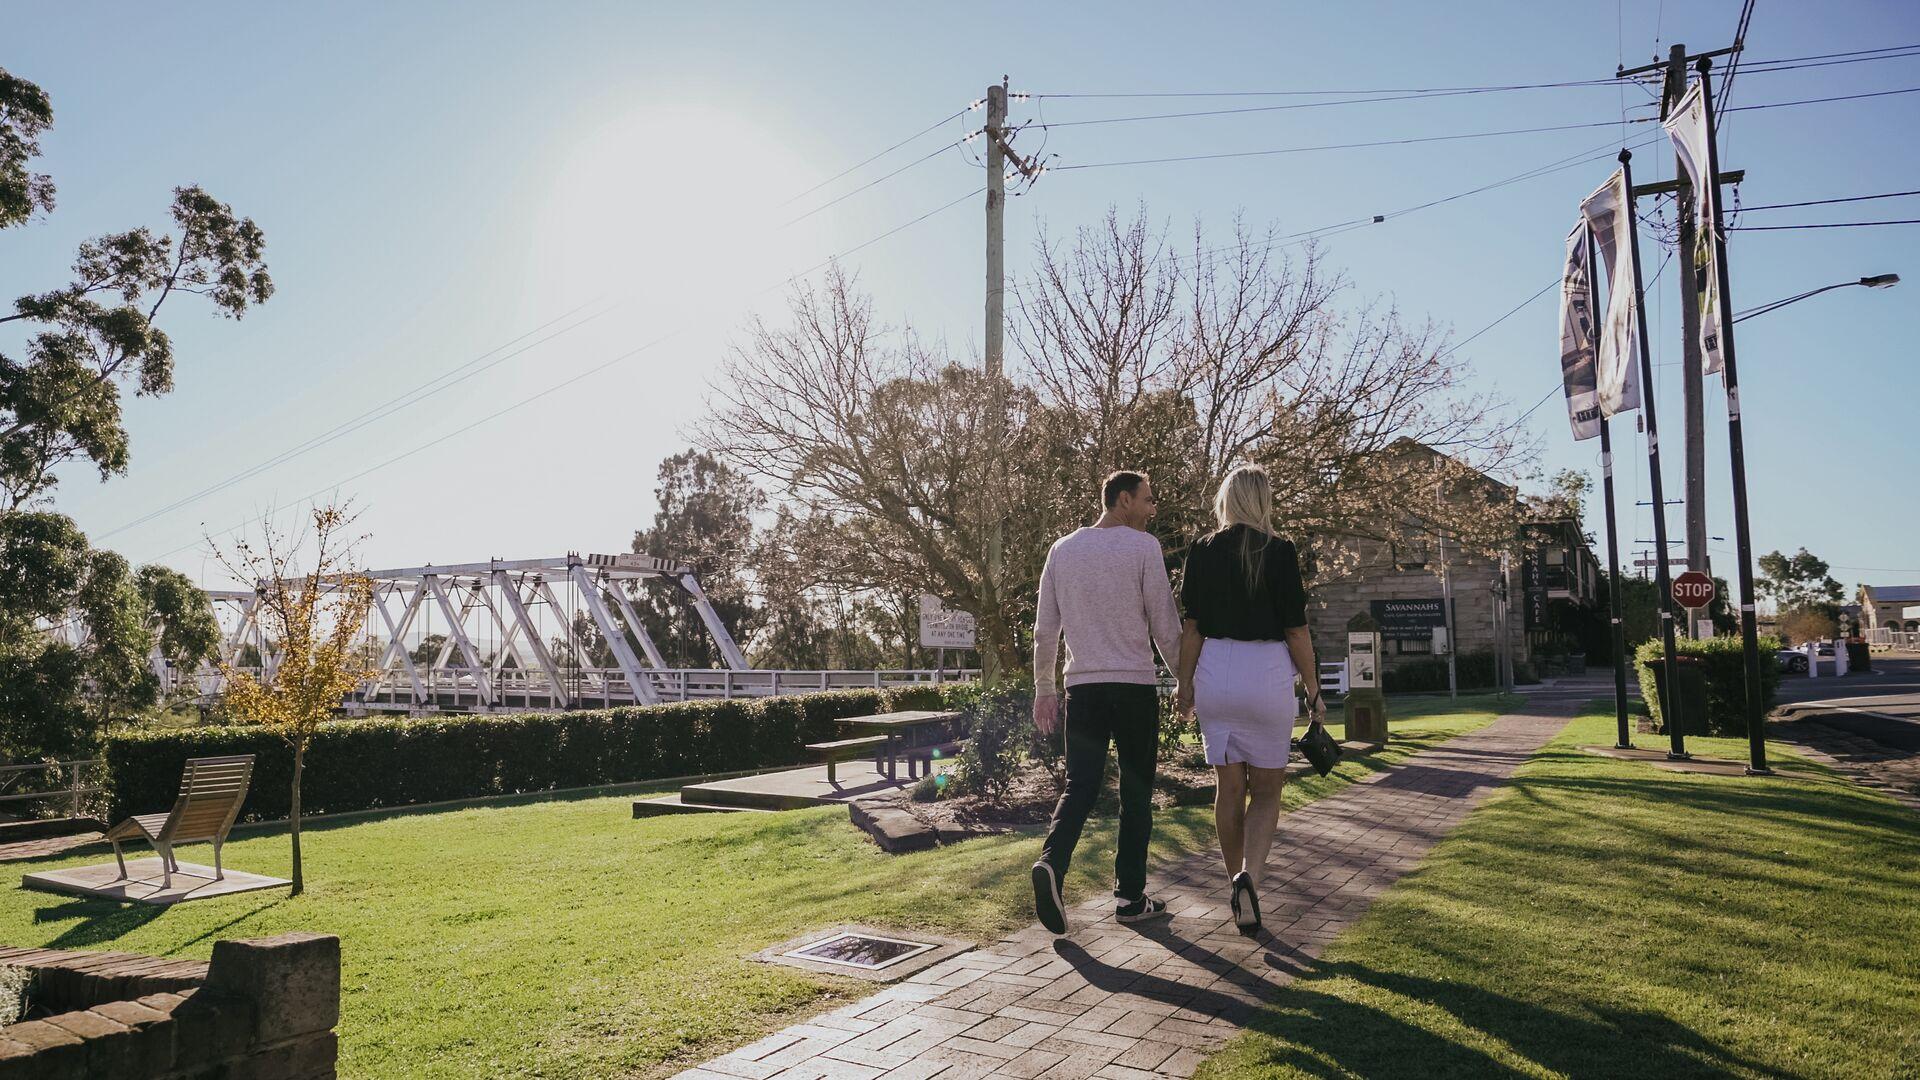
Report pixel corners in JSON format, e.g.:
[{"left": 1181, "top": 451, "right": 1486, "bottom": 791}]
[{"left": 1030, "top": 464, "right": 1324, "bottom": 939}]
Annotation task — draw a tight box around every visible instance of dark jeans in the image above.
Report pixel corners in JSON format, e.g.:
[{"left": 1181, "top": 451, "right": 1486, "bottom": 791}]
[{"left": 1038, "top": 682, "right": 1159, "bottom": 902}]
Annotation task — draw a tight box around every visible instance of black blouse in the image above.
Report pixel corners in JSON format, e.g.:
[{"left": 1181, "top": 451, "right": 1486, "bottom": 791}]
[{"left": 1179, "top": 525, "right": 1309, "bottom": 641}]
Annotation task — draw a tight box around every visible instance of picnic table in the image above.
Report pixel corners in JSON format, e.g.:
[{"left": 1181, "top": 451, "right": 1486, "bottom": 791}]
[{"left": 836, "top": 710, "right": 963, "bottom": 781}]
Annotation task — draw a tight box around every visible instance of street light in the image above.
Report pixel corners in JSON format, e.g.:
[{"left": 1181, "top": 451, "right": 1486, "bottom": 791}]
[{"left": 1733, "top": 273, "right": 1900, "bottom": 323}]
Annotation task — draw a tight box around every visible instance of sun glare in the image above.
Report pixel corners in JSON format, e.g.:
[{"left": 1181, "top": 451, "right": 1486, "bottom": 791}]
[{"left": 536, "top": 106, "right": 813, "bottom": 322}]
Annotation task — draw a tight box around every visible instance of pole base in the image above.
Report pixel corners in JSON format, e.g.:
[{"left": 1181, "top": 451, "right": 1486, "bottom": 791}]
[
  {"left": 1613, "top": 742, "right": 1634, "bottom": 751},
  {"left": 1665, "top": 751, "right": 1692, "bottom": 762},
  {"left": 1744, "top": 766, "right": 1774, "bottom": 777}
]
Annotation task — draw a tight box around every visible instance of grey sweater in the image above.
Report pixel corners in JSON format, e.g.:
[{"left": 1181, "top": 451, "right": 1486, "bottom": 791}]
[{"left": 1032, "top": 526, "right": 1182, "bottom": 695}]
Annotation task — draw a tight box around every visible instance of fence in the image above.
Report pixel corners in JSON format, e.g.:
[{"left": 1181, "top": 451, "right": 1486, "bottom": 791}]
[
  {"left": 1865, "top": 629, "right": 1920, "bottom": 650},
  {"left": 0, "top": 759, "right": 103, "bottom": 818}
]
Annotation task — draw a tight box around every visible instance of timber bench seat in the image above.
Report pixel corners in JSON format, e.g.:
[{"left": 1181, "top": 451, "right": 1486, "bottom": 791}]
[
  {"left": 103, "top": 754, "right": 254, "bottom": 885},
  {"left": 805, "top": 735, "right": 890, "bottom": 784}
]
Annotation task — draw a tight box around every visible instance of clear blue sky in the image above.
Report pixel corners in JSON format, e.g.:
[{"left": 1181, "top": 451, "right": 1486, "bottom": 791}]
[{"left": 8, "top": 1, "right": 1917, "bottom": 596}]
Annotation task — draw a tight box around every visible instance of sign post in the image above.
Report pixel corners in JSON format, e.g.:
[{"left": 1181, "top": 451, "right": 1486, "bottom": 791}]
[
  {"left": 1343, "top": 614, "right": 1388, "bottom": 746},
  {"left": 1671, "top": 570, "right": 1715, "bottom": 610},
  {"left": 917, "top": 596, "right": 977, "bottom": 684}
]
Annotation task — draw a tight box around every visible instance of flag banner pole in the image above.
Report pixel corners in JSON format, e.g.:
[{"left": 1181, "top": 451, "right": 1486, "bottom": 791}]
[
  {"left": 1694, "top": 60, "right": 1770, "bottom": 775},
  {"left": 1616, "top": 149, "right": 1688, "bottom": 758},
  {"left": 1584, "top": 226, "right": 1633, "bottom": 749}
]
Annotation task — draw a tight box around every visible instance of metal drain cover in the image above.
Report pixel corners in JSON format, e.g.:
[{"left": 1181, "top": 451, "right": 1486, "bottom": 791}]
[
  {"left": 756, "top": 924, "right": 974, "bottom": 982},
  {"left": 785, "top": 932, "right": 934, "bottom": 971}
]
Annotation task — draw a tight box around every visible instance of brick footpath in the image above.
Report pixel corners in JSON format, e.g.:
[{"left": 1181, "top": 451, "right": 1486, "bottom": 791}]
[{"left": 672, "top": 696, "right": 1583, "bottom": 1080}]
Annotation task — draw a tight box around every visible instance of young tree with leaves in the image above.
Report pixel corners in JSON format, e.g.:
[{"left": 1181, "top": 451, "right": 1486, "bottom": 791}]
[{"left": 213, "top": 506, "right": 372, "bottom": 895}]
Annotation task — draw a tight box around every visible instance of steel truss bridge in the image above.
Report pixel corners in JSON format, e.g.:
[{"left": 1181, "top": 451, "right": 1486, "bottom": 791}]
[{"left": 180, "top": 552, "right": 972, "bottom": 713}]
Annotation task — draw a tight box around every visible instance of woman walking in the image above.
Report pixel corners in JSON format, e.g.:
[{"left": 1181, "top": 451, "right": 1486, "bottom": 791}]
[{"left": 1175, "top": 464, "right": 1325, "bottom": 937}]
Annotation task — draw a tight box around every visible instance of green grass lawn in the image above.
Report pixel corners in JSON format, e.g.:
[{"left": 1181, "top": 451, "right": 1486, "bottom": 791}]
[
  {"left": 0, "top": 695, "right": 1508, "bottom": 1078},
  {"left": 1200, "top": 705, "right": 1920, "bottom": 1080}
]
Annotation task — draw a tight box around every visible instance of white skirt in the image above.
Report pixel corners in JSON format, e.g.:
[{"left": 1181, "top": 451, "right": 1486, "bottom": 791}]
[{"left": 1194, "top": 637, "right": 1298, "bottom": 768}]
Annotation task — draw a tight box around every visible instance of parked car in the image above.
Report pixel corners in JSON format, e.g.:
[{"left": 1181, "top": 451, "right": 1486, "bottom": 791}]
[{"left": 1775, "top": 649, "right": 1809, "bottom": 674}]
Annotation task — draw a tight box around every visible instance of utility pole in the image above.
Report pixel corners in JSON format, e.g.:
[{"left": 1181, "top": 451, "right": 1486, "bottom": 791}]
[
  {"left": 978, "top": 78, "right": 1041, "bottom": 682},
  {"left": 1695, "top": 57, "right": 1771, "bottom": 776},
  {"left": 1665, "top": 44, "right": 1711, "bottom": 600},
  {"left": 984, "top": 79, "right": 1006, "bottom": 382},
  {"left": 982, "top": 79, "right": 1006, "bottom": 680}
]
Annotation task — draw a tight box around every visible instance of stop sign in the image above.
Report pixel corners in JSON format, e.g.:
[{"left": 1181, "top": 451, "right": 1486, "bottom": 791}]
[{"left": 1672, "top": 570, "right": 1715, "bottom": 609}]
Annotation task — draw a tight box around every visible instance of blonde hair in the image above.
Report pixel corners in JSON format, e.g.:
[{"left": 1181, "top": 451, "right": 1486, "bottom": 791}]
[{"left": 1212, "top": 464, "right": 1275, "bottom": 589}]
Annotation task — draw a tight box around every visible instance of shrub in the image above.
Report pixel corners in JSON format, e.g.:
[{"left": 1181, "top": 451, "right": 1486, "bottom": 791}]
[
  {"left": 1383, "top": 650, "right": 1505, "bottom": 692},
  {"left": 946, "top": 680, "right": 1033, "bottom": 803},
  {"left": 1635, "top": 635, "right": 1782, "bottom": 736},
  {"left": 0, "top": 965, "right": 30, "bottom": 1025},
  {"left": 102, "top": 684, "right": 968, "bottom": 821}
]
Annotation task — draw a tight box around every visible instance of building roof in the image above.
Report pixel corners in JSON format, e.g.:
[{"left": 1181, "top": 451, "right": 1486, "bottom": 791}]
[{"left": 1863, "top": 584, "right": 1920, "bottom": 603}]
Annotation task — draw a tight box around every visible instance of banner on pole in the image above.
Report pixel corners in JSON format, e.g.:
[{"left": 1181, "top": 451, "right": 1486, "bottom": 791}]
[
  {"left": 1579, "top": 170, "right": 1642, "bottom": 418},
  {"left": 1662, "top": 81, "right": 1725, "bottom": 376},
  {"left": 1558, "top": 221, "right": 1602, "bottom": 441}
]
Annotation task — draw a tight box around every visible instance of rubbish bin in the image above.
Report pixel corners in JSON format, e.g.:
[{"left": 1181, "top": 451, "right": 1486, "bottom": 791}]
[
  {"left": 1643, "top": 654, "right": 1710, "bottom": 735},
  {"left": 1847, "top": 639, "right": 1872, "bottom": 674}
]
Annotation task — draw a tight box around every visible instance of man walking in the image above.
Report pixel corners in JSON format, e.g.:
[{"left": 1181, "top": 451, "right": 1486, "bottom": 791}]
[{"left": 1031, "top": 470, "right": 1182, "bottom": 934}]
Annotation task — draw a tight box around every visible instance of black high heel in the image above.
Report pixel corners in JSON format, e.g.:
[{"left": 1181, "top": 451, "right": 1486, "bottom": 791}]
[{"left": 1230, "top": 871, "right": 1261, "bottom": 937}]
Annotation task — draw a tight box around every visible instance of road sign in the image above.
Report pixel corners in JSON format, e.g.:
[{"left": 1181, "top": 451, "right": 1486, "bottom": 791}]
[
  {"left": 1672, "top": 570, "right": 1715, "bottom": 609},
  {"left": 918, "top": 594, "right": 977, "bottom": 649}
]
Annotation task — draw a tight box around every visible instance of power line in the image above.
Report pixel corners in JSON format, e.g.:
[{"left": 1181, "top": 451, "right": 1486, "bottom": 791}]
[
  {"left": 1723, "top": 84, "right": 1920, "bottom": 113},
  {"left": 1032, "top": 85, "right": 1618, "bottom": 129},
  {"left": 1053, "top": 118, "right": 1637, "bottom": 172},
  {"left": 93, "top": 299, "right": 621, "bottom": 542},
  {"left": 146, "top": 185, "right": 986, "bottom": 563},
  {"left": 1716, "top": 0, "right": 1758, "bottom": 127},
  {"left": 1439, "top": 278, "right": 1561, "bottom": 361},
  {"left": 1048, "top": 86, "right": 1919, "bottom": 173},
  {"left": 1008, "top": 134, "right": 1657, "bottom": 318},
  {"left": 1738, "top": 189, "right": 1920, "bottom": 212},
  {"left": 779, "top": 108, "right": 967, "bottom": 207},
  {"left": 782, "top": 138, "right": 967, "bottom": 227},
  {"left": 1729, "top": 218, "right": 1920, "bottom": 231},
  {"left": 105, "top": 100, "right": 985, "bottom": 545},
  {"left": 1025, "top": 46, "right": 1920, "bottom": 100}
]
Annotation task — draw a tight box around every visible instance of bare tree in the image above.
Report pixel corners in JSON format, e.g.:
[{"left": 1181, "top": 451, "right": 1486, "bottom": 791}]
[
  {"left": 705, "top": 209, "right": 1534, "bottom": 677},
  {"left": 211, "top": 504, "right": 372, "bottom": 896},
  {"left": 701, "top": 269, "right": 1057, "bottom": 670}
]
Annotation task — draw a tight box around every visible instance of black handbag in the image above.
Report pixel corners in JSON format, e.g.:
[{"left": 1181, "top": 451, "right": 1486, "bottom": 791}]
[{"left": 1296, "top": 719, "right": 1342, "bottom": 777}]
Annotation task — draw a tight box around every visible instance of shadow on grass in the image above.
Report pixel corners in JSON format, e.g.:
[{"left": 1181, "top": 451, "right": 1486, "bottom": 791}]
[
  {"left": 1232, "top": 961, "right": 1805, "bottom": 1080},
  {"left": 227, "top": 776, "right": 688, "bottom": 839},
  {"left": 32, "top": 898, "right": 166, "bottom": 948}
]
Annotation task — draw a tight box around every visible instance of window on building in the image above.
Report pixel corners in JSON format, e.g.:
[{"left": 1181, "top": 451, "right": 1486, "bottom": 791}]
[{"left": 1545, "top": 548, "right": 1566, "bottom": 565}]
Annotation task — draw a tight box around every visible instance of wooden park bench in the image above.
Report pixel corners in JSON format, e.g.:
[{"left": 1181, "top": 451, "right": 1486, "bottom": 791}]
[
  {"left": 104, "top": 754, "right": 254, "bottom": 884},
  {"left": 805, "top": 735, "right": 890, "bottom": 785}
]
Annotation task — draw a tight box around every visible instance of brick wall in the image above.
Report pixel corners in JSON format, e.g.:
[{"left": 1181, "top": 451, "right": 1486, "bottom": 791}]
[{"left": 0, "top": 931, "right": 339, "bottom": 1079}]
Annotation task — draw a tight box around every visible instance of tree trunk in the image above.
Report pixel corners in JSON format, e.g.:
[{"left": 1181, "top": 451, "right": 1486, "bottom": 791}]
[{"left": 289, "top": 741, "right": 304, "bottom": 896}]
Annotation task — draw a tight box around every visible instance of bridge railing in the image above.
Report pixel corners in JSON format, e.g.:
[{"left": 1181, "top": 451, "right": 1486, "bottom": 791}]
[{"left": 0, "top": 759, "right": 103, "bottom": 818}]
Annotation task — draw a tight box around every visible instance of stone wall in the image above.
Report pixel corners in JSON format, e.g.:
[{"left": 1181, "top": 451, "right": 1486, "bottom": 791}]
[{"left": 0, "top": 931, "right": 339, "bottom": 1079}]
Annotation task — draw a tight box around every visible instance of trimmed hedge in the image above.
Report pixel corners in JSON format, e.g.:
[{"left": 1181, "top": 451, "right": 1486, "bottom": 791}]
[
  {"left": 1635, "top": 634, "right": 1782, "bottom": 736},
  {"left": 103, "top": 685, "right": 973, "bottom": 822},
  {"left": 1383, "top": 650, "right": 1536, "bottom": 693}
]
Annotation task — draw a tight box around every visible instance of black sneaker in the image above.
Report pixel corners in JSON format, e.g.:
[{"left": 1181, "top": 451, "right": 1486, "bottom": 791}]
[
  {"left": 1116, "top": 895, "right": 1170, "bottom": 923},
  {"left": 1230, "top": 872, "right": 1261, "bottom": 937},
  {"left": 1032, "top": 861, "right": 1068, "bottom": 935}
]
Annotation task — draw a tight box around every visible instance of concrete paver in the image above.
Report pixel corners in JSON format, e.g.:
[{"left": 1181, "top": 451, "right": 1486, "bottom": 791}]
[{"left": 675, "top": 696, "right": 1583, "bottom": 1079}]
